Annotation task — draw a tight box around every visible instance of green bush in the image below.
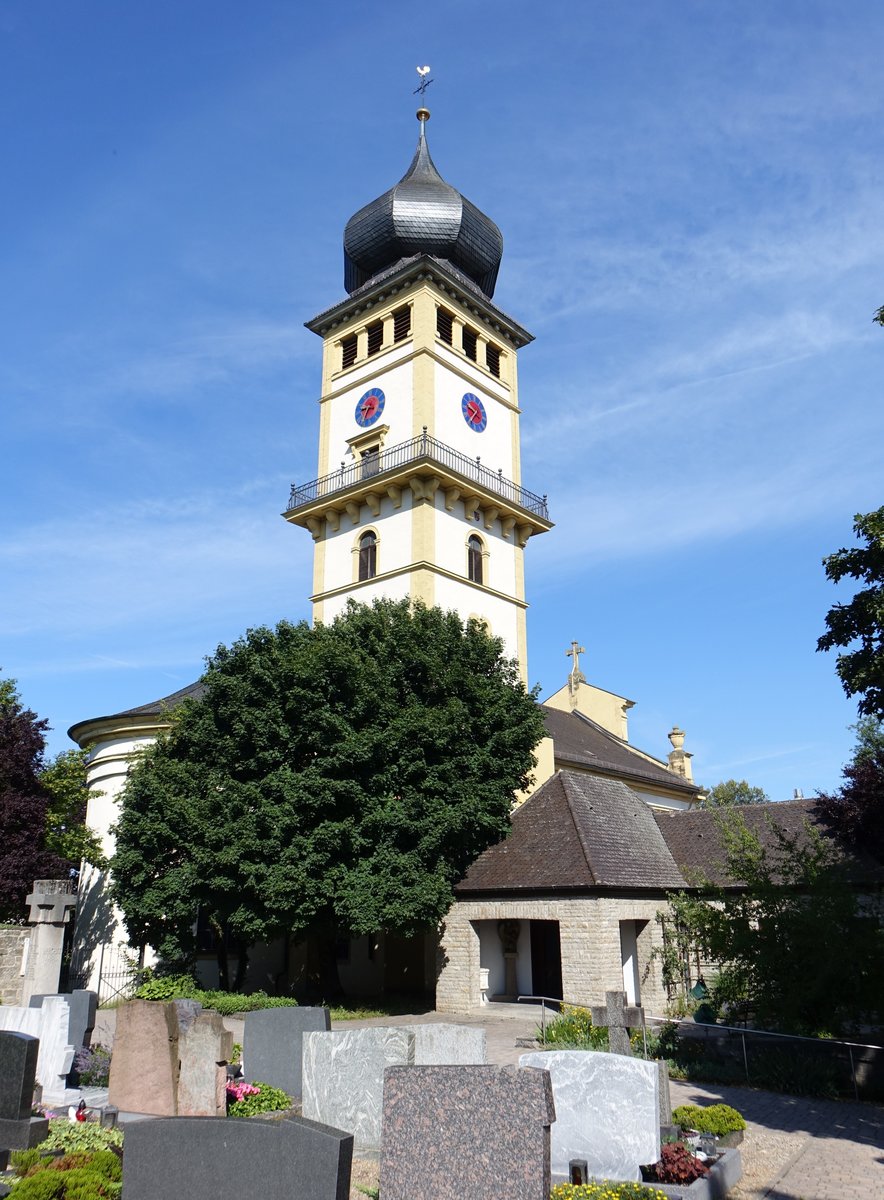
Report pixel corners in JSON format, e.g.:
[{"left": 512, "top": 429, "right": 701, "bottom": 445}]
[
  {"left": 132, "top": 976, "right": 298, "bottom": 1015},
  {"left": 540, "top": 1006, "right": 608, "bottom": 1050},
  {"left": 40, "top": 1119, "right": 123, "bottom": 1153},
  {"left": 227, "top": 1080, "right": 292, "bottom": 1118},
  {"left": 10, "top": 1148, "right": 43, "bottom": 1175},
  {"left": 11, "top": 1149, "right": 121, "bottom": 1199},
  {"left": 551, "top": 1183, "right": 670, "bottom": 1200},
  {"left": 673, "top": 1103, "right": 746, "bottom": 1135}
]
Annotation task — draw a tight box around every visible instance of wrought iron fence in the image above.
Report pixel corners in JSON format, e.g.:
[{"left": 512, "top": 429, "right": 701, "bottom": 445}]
[{"left": 287, "top": 428, "right": 550, "bottom": 520}]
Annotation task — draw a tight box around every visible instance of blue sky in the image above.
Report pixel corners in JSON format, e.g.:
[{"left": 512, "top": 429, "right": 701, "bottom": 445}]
[{"left": 2, "top": 1, "right": 881, "bottom": 799}]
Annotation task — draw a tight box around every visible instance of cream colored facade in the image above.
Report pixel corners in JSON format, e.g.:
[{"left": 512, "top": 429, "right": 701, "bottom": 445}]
[{"left": 285, "top": 263, "right": 552, "bottom": 680}]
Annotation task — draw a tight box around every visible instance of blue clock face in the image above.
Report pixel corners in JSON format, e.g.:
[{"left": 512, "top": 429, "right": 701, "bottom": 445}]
[
  {"left": 462, "top": 393, "right": 487, "bottom": 432},
  {"left": 355, "top": 387, "right": 385, "bottom": 427}
]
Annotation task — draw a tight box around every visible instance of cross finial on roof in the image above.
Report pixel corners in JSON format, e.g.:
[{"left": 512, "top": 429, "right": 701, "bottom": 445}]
[{"left": 566, "top": 640, "right": 586, "bottom": 702}]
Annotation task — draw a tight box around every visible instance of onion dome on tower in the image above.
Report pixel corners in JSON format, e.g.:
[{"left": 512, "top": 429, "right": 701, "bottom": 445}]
[{"left": 343, "top": 109, "right": 504, "bottom": 300}]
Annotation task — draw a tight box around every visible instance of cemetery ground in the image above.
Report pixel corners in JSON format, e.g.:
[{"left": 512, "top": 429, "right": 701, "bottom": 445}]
[{"left": 84, "top": 1002, "right": 884, "bottom": 1199}]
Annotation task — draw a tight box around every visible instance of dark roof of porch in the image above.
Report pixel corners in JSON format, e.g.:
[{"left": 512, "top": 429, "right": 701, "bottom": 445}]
[{"left": 456, "top": 770, "right": 688, "bottom": 894}]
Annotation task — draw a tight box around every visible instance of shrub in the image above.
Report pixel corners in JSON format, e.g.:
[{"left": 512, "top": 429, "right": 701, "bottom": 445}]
[
  {"left": 227, "top": 1080, "right": 292, "bottom": 1118},
  {"left": 41, "top": 1119, "right": 123, "bottom": 1153},
  {"left": 131, "top": 976, "right": 298, "bottom": 1015},
  {"left": 11, "top": 1148, "right": 43, "bottom": 1175},
  {"left": 645, "top": 1142, "right": 709, "bottom": 1186},
  {"left": 540, "top": 1006, "right": 608, "bottom": 1050},
  {"left": 132, "top": 972, "right": 199, "bottom": 1001},
  {"left": 673, "top": 1103, "right": 745, "bottom": 1136},
  {"left": 551, "top": 1184, "right": 669, "bottom": 1200},
  {"left": 72, "top": 1044, "right": 112, "bottom": 1087},
  {"left": 12, "top": 1149, "right": 122, "bottom": 1199}
]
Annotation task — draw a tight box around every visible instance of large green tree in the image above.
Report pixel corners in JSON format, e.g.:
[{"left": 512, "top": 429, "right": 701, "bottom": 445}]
[
  {"left": 817, "top": 506, "right": 884, "bottom": 719},
  {"left": 111, "top": 600, "right": 545, "bottom": 991},
  {"left": 816, "top": 717, "right": 884, "bottom": 863},
  {"left": 665, "top": 810, "right": 884, "bottom": 1036},
  {"left": 703, "top": 779, "right": 769, "bottom": 808}
]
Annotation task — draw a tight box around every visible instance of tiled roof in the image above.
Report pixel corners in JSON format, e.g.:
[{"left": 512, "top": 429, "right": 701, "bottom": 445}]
[
  {"left": 654, "top": 800, "right": 884, "bottom": 887},
  {"left": 541, "top": 705, "right": 700, "bottom": 797},
  {"left": 68, "top": 680, "right": 205, "bottom": 742},
  {"left": 456, "top": 770, "right": 687, "bottom": 894}
]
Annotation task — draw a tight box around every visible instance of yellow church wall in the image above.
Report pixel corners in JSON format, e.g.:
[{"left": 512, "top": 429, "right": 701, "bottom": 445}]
[{"left": 544, "top": 679, "right": 634, "bottom": 740}]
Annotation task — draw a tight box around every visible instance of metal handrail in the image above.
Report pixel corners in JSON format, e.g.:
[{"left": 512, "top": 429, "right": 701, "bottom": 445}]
[{"left": 287, "top": 427, "right": 550, "bottom": 520}]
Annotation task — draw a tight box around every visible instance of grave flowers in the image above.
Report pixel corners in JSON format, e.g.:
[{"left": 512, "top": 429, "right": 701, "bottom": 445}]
[{"left": 226, "top": 1080, "right": 292, "bottom": 1118}]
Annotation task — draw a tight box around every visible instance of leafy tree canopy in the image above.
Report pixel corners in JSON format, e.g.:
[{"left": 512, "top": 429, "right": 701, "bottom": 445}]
[
  {"left": 703, "top": 779, "right": 769, "bottom": 808},
  {"left": 41, "top": 749, "right": 107, "bottom": 871},
  {"left": 664, "top": 809, "right": 884, "bottom": 1035},
  {"left": 111, "top": 600, "right": 545, "bottom": 985},
  {"left": 817, "top": 506, "right": 884, "bottom": 720},
  {"left": 816, "top": 717, "right": 884, "bottom": 863},
  {"left": 0, "top": 675, "right": 70, "bottom": 921}
]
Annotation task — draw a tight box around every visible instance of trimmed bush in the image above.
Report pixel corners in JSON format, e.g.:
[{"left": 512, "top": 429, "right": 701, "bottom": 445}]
[
  {"left": 132, "top": 976, "right": 298, "bottom": 1015},
  {"left": 673, "top": 1103, "right": 746, "bottom": 1136}
]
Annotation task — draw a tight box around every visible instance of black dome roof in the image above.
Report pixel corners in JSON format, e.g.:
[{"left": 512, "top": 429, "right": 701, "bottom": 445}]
[{"left": 343, "top": 112, "right": 503, "bottom": 299}]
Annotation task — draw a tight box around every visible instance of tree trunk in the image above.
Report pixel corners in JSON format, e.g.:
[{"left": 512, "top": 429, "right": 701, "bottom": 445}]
[
  {"left": 304, "top": 925, "right": 344, "bottom": 1001},
  {"left": 233, "top": 941, "right": 250, "bottom": 992},
  {"left": 210, "top": 916, "right": 230, "bottom": 991}
]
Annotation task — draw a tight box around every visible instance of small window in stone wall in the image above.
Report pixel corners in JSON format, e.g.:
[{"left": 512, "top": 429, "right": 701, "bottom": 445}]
[
  {"left": 393, "top": 305, "right": 411, "bottom": 342},
  {"left": 436, "top": 307, "right": 453, "bottom": 344},
  {"left": 366, "top": 321, "right": 383, "bottom": 356},
  {"left": 468, "top": 534, "right": 484, "bottom": 585},
  {"left": 341, "top": 335, "right": 357, "bottom": 369},
  {"left": 486, "top": 343, "right": 501, "bottom": 377},
  {"left": 462, "top": 325, "right": 477, "bottom": 361}
]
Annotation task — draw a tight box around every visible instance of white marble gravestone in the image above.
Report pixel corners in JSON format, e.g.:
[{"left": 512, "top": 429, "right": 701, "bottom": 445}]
[
  {"left": 519, "top": 1049, "right": 659, "bottom": 1182},
  {"left": 0, "top": 996, "right": 75, "bottom": 1102},
  {"left": 303, "top": 1024, "right": 486, "bottom": 1157}
]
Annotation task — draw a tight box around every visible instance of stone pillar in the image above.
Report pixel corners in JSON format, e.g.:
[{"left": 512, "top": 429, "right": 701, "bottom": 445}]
[
  {"left": 667, "top": 726, "right": 694, "bottom": 782},
  {"left": 497, "top": 920, "right": 521, "bottom": 1000},
  {"left": 21, "top": 880, "right": 77, "bottom": 1006}
]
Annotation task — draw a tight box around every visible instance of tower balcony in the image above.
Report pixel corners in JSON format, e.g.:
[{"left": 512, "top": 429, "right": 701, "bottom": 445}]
[{"left": 283, "top": 428, "right": 552, "bottom": 540}]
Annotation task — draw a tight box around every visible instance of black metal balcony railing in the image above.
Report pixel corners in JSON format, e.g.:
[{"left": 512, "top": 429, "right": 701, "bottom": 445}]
[{"left": 287, "top": 428, "right": 550, "bottom": 521}]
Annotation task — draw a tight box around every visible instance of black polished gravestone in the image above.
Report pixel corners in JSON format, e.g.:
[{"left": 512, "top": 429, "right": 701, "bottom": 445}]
[
  {"left": 123, "top": 1114, "right": 353, "bottom": 1200},
  {"left": 0, "top": 1032, "right": 49, "bottom": 1170}
]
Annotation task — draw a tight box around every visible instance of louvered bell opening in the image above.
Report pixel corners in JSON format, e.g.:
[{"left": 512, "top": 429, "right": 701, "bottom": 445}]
[
  {"left": 366, "top": 321, "right": 383, "bottom": 356},
  {"left": 436, "top": 307, "right": 453, "bottom": 345},
  {"left": 486, "top": 343, "right": 501, "bottom": 378},
  {"left": 462, "top": 325, "right": 477, "bottom": 362},
  {"left": 341, "top": 335, "right": 357, "bottom": 370},
  {"left": 393, "top": 305, "right": 411, "bottom": 342}
]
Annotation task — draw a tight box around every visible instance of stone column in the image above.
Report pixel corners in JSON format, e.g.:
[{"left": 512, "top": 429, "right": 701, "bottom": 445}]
[
  {"left": 21, "top": 880, "right": 77, "bottom": 1006},
  {"left": 497, "top": 920, "right": 521, "bottom": 1000}
]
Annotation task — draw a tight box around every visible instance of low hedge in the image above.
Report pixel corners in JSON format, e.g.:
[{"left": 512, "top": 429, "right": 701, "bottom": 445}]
[{"left": 672, "top": 1102, "right": 746, "bottom": 1136}]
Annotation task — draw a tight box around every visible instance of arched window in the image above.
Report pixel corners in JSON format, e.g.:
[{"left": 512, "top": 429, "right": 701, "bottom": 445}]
[
  {"left": 358, "top": 531, "right": 377, "bottom": 581},
  {"left": 468, "top": 534, "right": 484, "bottom": 585}
]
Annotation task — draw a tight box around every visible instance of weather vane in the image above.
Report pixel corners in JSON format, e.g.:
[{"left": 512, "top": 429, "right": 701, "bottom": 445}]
[{"left": 413, "top": 65, "right": 433, "bottom": 96}]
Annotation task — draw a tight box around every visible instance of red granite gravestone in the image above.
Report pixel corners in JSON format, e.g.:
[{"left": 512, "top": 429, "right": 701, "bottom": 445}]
[{"left": 107, "top": 1000, "right": 180, "bottom": 1116}]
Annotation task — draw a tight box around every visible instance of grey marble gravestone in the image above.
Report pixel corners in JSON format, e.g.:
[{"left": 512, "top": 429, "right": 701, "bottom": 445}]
[
  {"left": 0, "top": 996, "right": 74, "bottom": 1102},
  {"left": 242, "top": 1006, "right": 330, "bottom": 1100},
  {"left": 0, "top": 1033, "right": 50, "bottom": 1171},
  {"left": 302, "top": 1024, "right": 487, "bottom": 1157},
  {"left": 122, "top": 1114, "right": 352, "bottom": 1200},
  {"left": 380, "top": 1065, "right": 555, "bottom": 1200},
  {"left": 520, "top": 1049, "right": 659, "bottom": 1183}
]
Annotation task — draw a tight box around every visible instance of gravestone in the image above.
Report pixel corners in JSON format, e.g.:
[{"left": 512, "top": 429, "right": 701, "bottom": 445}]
[
  {"left": 177, "top": 1010, "right": 233, "bottom": 1117},
  {"left": 107, "top": 1000, "right": 179, "bottom": 1116},
  {"left": 0, "top": 995, "right": 75, "bottom": 1101},
  {"left": 243, "top": 1006, "right": 330, "bottom": 1099},
  {"left": 519, "top": 1049, "right": 659, "bottom": 1182},
  {"left": 412, "top": 1023, "right": 486, "bottom": 1064},
  {"left": 172, "top": 999, "right": 203, "bottom": 1037},
  {"left": 303, "top": 1027, "right": 411, "bottom": 1157},
  {"left": 590, "top": 990, "right": 644, "bottom": 1057},
  {"left": 303, "top": 1024, "right": 487, "bottom": 1157},
  {"left": 381, "top": 1065, "right": 555, "bottom": 1200},
  {"left": 29, "top": 990, "right": 98, "bottom": 1085},
  {"left": 123, "top": 1114, "right": 352, "bottom": 1200},
  {"left": 0, "top": 1032, "right": 50, "bottom": 1171}
]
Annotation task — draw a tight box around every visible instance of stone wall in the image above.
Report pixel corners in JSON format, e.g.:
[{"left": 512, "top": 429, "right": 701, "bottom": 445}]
[
  {"left": 0, "top": 926, "right": 29, "bottom": 1005},
  {"left": 436, "top": 895, "right": 671, "bottom": 1015}
]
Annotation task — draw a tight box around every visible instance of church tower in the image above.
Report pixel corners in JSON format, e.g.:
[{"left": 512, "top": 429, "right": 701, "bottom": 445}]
[{"left": 283, "top": 110, "right": 551, "bottom": 678}]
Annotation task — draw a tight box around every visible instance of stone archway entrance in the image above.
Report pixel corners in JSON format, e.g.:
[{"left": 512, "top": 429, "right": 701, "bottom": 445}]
[{"left": 529, "top": 920, "right": 562, "bottom": 1002}]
